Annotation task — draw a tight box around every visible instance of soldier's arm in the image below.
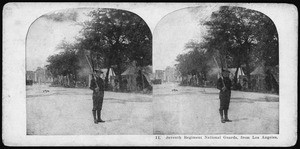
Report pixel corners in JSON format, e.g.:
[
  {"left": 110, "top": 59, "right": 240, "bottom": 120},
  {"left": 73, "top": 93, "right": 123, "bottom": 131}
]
[
  {"left": 102, "top": 80, "right": 105, "bottom": 91},
  {"left": 98, "top": 79, "right": 104, "bottom": 91},
  {"left": 89, "top": 79, "right": 96, "bottom": 90},
  {"left": 217, "top": 78, "right": 223, "bottom": 90}
]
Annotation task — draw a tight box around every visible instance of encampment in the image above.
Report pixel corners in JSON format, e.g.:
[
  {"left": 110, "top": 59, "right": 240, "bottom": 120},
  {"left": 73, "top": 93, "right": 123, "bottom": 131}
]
[
  {"left": 101, "top": 68, "right": 116, "bottom": 82},
  {"left": 121, "top": 61, "right": 152, "bottom": 92},
  {"left": 250, "top": 65, "right": 279, "bottom": 93}
]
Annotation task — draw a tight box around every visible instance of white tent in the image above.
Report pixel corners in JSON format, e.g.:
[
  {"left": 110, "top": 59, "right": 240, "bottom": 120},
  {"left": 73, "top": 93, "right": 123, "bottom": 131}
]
[
  {"left": 88, "top": 68, "right": 116, "bottom": 87},
  {"left": 140, "top": 65, "right": 152, "bottom": 85},
  {"left": 121, "top": 63, "right": 152, "bottom": 85},
  {"left": 250, "top": 66, "right": 264, "bottom": 75},
  {"left": 209, "top": 67, "right": 245, "bottom": 80},
  {"left": 228, "top": 68, "right": 245, "bottom": 77},
  {"left": 101, "top": 68, "right": 116, "bottom": 79},
  {"left": 121, "top": 61, "right": 152, "bottom": 91}
]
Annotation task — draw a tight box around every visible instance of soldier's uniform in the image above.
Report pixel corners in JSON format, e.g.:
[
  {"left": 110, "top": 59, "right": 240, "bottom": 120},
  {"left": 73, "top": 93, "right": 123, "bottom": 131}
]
[
  {"left": 217, "top": 71, "right": 232, "bottom": 123},
  {"left": 90, "top": 72, "right": 105, "bottom": 124}
]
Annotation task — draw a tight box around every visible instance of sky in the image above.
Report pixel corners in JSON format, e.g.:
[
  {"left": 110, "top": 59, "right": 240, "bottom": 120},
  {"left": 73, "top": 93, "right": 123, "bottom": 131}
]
[
  {"left": 26, "top": 9, "right": 90, "bottom": 71},
  {"left": 25, "top": 5, "right": 220, "bottom": 72},
  {"left": 152, "top": 6, "right": 219, "bottom": 71}
]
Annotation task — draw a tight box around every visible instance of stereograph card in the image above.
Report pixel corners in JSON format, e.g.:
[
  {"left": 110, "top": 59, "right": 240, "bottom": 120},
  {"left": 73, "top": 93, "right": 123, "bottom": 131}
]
[{"left": 2, "top": 2, "right": 297, "bottom": 146}]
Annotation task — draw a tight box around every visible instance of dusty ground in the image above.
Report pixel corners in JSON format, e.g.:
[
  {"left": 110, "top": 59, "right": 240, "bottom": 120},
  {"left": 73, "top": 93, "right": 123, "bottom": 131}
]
[
  {"left": 153, "top": 82, "right": 279, "bottom": 135},
  {"left": 27, "top": 83, "right": 278, "bottom": 135},
  {"left": 26, "top": 84, "right": 153, "bottom": 135}
]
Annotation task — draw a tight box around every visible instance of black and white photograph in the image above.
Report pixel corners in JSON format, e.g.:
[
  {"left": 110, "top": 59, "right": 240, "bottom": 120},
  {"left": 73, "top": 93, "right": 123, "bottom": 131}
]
[
  {"left": 153, "top": 5, "right": 279, "bottom": 135},
  {"left": 25, "top": 8, "right": 153, "bottom": 135},
  {"left": 2, "top": 3, "right": 297, "bottom": 146}
]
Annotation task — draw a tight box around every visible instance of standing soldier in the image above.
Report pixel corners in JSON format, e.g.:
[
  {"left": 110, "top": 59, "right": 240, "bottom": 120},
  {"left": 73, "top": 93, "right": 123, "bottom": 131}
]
[
  {"left": 217, "top": 69, "right": 232, "bottom": 123},
  {"left": 90, "top": 69, "right": 105, "bottom": 124}
]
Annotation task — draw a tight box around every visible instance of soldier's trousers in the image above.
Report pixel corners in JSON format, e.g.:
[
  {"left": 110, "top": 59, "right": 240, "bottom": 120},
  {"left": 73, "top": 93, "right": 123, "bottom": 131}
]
[
  {"left": 92, "top": 93, "right": 104, "bottom": 111},
  {"left": 219, "top": 90, "right": 231, "bottom": 111}
]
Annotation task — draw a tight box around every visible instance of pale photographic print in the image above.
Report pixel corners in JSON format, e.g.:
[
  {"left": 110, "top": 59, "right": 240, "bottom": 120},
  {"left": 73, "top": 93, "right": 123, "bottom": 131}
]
[
  {"left": 153, "top": 5, "right": 279, "bottom": 135},
  {"left": 25, "top": 8, "right": 153, "bottom": 135},
  {"left": 2, "top": 3, "right": 298, "bottom": 146}
]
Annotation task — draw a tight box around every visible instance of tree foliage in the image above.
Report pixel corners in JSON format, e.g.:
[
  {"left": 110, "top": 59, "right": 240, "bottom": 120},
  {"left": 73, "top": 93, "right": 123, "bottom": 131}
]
[
  {"left": 176, "top": 40, "right": 210, "bottom": 76},
  {"left": 203, "top": 6, "right": 278, "bottom": 88},
  {"left": 46, "top": 8, "right": 152, "bottom": 90},
  {"left": 77, "top": 8, "right": 152, "bottom": 89},
  {"left": 46, "top": 41, "right": 80, "bottom": 78},
  {"left": 176, "top": 6, "right": 278, "bottom": 90}
]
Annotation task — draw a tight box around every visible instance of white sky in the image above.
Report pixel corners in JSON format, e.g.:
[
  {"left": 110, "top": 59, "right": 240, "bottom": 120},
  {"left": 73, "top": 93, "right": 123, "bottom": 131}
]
[
  {"left": 26, "top": 9, "right": 90, "bottom": 71},
  {"left": 153, "top": 6, "right": 219, "bottom": 70},
  {"left": 25, "top": 5, "right": 219, "bottom": 71},
  {"left": 24, "top": 3, "right": 286, "bottom": 72}
]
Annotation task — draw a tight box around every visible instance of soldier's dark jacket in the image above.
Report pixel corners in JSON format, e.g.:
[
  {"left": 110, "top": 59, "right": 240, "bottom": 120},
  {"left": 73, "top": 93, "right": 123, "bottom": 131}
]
[
  {"left": 217, "top": 77, "right": 232, "bottom": 110},
  {"left": 90, "top": 76, "right": 105, "bottom": 97},
  {"left": 90, "top": 76, "right": 105, "bottom": 111},
  {"left": 217, "top": 77, "right": 232, "bottom": 91}
]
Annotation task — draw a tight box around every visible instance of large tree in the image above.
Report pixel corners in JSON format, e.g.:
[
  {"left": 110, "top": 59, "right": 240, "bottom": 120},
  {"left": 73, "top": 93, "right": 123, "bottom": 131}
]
[
  {"left": 175, "top": 40, "right": 210, "bottom": 85},
  {"left": 203, "top": 6, "right": 278, "bottom": 89},
  {"left": 78, "top": 8, "right": 152, "bottom": 90},
  {"left": 46, "top": 41, "right": 80, "bottom": 86}
]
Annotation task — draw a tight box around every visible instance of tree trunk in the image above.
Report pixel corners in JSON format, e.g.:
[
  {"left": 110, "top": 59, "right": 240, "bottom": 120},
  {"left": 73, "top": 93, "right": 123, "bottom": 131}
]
[
  {"left": 67, "top": 74, "right": 70, "bottom": 87},
  {"left": 234, "top": 65, "right": 239, "bottom": 85},
  {"left": 116, "top": 64, "right": 123, "bottom": 92},
  {"left": 142, "top": 72, "right": 145, "bottom": 90},
  {"left": 245, "top": 61, "right": 251, "bottom": 90},
  {"left": 74, "top": 73, "right": 77, "bottom": 88},
  {"left": 105, "top": 67, "right": 110, "bottom": 90}
]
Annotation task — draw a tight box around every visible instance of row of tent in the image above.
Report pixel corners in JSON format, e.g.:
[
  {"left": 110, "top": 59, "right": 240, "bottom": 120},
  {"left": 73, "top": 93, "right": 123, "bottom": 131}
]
[
  {"left": 210, "top": 65, "right": 278, "bottom": 82},
  {"left": 96, "top": 62, "right": 152, "bottom": 92},
  {"left": 213, "top": 65, "right": 279, "bottom": 93}
]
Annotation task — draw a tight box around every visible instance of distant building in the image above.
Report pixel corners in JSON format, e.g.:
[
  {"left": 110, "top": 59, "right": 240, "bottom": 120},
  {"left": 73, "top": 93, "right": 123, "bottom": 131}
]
[
  {"left": 164, "top": 66, "right": 176, "bottom": 82},
  {"left": 155, "top": 70, "right": 164, "bottom": 80},
  {"left": 26, "top": 71, "right": 35, "bottom": 81},
  {"left": 154, "top": 67, "right": 182, "bottom": 83},
  {"left": 174, "top": 69, "right": 182, "bottom": 82},
  {"left": 26, "top": 67, "right": 53, "bottom": 84},
  {"left": 26, "top": 71, "right": 35, "bottom": 85},
  {"left": 35, "top": 67, "right": 47, "bottom": 84}
]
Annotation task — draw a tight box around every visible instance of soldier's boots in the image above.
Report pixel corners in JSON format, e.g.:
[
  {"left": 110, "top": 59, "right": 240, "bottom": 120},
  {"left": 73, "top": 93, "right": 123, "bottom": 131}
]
[
  {"left": 97, "top": 119, "right": 105, "bottom": 123},
  {"left": 224, "top": 117, "right": 232, "bottom": 122},
  {"left": 92, "top": 110, "right": 98, "bottom": 124},
  {"left": 219, "top": 110, "right": 225, "bottom": 123},
  {"left": 97, "top": 110, "right": 105, "bottom": 123},
  {"left": 224, "top": 119, "right": 232, "bottom": 122},
  {"left": 224, "top": 110, "right": 232, "bottom": 122},
  {"left": 221, "top": 117, "right": 226, "bottom": 123}
]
